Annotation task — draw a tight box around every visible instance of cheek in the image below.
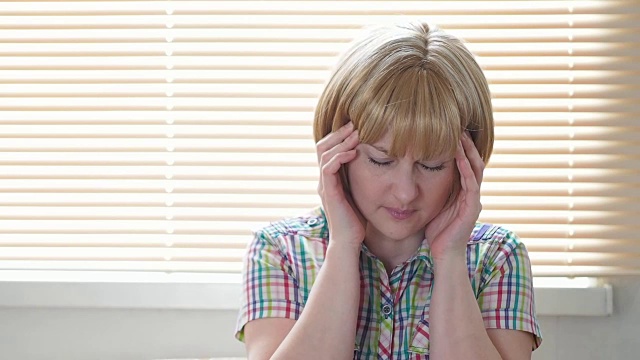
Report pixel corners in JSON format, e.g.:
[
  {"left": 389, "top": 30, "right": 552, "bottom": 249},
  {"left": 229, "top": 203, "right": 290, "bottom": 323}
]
[
  {"left": 346, "top": 159, "right": 385, "bottom": 208},
  {"left": 421, "top": 169, "right": 456, "bottom": 204},
  {"left": 347, "top": 152, "right": 382, "bottom": 183}
]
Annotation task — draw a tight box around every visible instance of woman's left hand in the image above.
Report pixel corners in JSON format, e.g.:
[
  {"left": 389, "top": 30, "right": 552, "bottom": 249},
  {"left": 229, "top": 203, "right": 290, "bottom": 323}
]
[{"left": 425, "top": 131, "right": 485, "bottom": 266}]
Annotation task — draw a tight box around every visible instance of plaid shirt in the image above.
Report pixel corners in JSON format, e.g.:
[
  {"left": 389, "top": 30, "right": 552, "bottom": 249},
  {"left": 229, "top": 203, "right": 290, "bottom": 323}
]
[{"left": 236, "top": 207, "right": 542, "bottom": 359}]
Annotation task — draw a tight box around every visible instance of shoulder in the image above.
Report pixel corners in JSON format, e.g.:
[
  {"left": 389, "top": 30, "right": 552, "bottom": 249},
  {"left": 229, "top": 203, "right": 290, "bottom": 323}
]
[
  {"left": 255, "top": 206, "right": 327, "bottom": 240},
  {"left": 252, "top": 206, "right": 328, "bottom": 251},
  {"left": 469, "top": 223, "right": 521, "bottom": 246},
  {"left": 468, "top": 223, "right": 529, "bottom": 266}
]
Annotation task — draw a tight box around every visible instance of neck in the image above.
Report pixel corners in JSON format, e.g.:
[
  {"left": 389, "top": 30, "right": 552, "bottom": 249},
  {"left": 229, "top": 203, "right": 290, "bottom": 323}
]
[{"left": 363, "top": 226, "right": 424, "bottom": 275}]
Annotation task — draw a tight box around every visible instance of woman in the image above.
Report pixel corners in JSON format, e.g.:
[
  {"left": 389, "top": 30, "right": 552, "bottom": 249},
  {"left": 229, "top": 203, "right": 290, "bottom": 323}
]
[{"left": 235, "top": 21, "right": 542, "bottom": 359}]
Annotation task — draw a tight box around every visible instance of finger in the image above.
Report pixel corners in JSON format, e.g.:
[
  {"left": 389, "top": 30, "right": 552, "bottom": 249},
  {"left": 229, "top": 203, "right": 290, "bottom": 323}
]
[
  {"left": 461, "top": 131, "right": 485, "bottom": 185},
  {"left": 456, "top": 140, "right": 480, "bottom": 195},
  {"left": 319, "top": 129, "right": 359, "bottom": 167},
  {"left": 315, "top": 121, "right": 354, "bottom": 162},
  {"left": 316, "top": 130, "right": 358, "bottom": 196},
  {"left": 319, "top": 149, "right": 358, "bottom": 197}
]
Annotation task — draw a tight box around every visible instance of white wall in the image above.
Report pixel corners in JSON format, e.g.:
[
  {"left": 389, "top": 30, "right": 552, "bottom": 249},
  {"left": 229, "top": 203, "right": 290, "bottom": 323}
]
[
  {"left": 0, "top": 276, "right": 637, "bottom": 360},
  {"left": 0, "top": 308, "right": 244, "bottom": 360},
  {"left": 533, "top": 276, "right": 640, "bottom": 360}
]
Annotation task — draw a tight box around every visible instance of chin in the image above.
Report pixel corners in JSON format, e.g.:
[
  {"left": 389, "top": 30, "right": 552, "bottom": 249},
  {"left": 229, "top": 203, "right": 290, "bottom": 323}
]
[
  {"left": 379, "top": 226, "right": 424, "bottom": 242},
  {"left": 365, "top": 211, "right": 425, "bottom": 241}
]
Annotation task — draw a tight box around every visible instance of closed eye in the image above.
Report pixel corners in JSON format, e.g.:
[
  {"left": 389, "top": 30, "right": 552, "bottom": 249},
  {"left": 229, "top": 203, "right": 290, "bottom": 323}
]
[
  {"left": 369, "top": 157, "right": 446, "bottom": 172},
  {"left": 367, "top": 157, "right": 391, "bottom": 167},
  {"left": 419, "top": 163, "right": 446, "bottom": 172}
]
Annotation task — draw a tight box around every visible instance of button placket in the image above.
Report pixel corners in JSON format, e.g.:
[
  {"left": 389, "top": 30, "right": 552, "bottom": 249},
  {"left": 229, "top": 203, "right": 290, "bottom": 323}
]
[
  {"left": 375, "top": 259, "right": 394, "bottom": 357},
  {"left": 378, "top": 302, "right": 394, "bottom": 358},
  {"left": 382, "top": 304, "right": 393, "bottom": 319}
]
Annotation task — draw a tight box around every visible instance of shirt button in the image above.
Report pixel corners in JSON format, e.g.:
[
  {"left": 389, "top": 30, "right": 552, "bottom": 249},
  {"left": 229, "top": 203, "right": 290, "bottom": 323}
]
[
  {"left": 382, "top": 304, "right": 392, "bottom": 317},
  {"left": 307, "top": 218, "right": 318, "bottom": 226}
]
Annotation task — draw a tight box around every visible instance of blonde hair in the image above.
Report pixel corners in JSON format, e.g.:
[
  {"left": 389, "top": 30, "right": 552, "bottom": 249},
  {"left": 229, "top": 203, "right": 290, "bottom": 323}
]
[{"left": 313, "top": 21, "right": 494, "bottom": 163}]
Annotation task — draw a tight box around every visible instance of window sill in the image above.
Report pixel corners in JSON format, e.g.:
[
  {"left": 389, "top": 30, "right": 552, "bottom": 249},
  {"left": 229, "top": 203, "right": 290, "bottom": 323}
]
[{"left": 0, "top": 271, "right": 613, "bottom": 316}]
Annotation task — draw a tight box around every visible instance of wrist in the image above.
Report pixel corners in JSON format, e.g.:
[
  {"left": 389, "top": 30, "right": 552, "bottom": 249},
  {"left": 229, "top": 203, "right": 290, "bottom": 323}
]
[
  {"left": 327, "top": 240, "right": 362, "bottom": 258},
  {"left": 432, "top": 253, "right": 467, "bottom": 274}
]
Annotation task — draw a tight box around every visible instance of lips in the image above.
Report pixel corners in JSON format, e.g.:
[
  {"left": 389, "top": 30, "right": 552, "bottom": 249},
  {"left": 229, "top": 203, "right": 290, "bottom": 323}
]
[{"left": 385, "top": 207, "right": 416, "bottom": 220}]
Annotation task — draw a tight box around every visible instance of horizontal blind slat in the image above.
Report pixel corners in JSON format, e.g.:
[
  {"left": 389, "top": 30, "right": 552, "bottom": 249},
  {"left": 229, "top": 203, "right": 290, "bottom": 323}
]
[{"left": 0, "top": 0, "right": 638, "bottom": 277}]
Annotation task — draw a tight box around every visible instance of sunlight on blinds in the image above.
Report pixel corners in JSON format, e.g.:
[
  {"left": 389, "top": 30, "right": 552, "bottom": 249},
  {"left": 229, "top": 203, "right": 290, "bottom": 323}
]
[{"left": 0, "top": 1, "right": 638, "bottom": 277}]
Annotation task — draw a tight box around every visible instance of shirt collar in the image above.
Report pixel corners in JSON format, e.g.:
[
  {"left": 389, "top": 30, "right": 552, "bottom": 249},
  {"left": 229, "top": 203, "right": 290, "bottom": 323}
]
[
  {"left": 414, "top": 238, "right": 434, "bottom": 269},
  {"left": 361, "top": 237, "right": 434, "bottom": 271}
]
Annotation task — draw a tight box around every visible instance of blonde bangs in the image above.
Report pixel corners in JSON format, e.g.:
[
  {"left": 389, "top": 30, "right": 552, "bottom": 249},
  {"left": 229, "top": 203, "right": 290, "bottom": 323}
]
[
  {"left": 352, "top": 67, "right": 460, "bottom": 162},
  {"left": 314, "top": 21, "right": 494, "bottom": 164}
]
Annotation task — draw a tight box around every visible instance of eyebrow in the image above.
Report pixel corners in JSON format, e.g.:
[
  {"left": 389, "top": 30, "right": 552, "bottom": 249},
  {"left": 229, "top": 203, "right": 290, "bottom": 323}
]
[
  {"left": 369, "top": 144, "right": 453, "bottom": 164},
  {"left": 370, "top": 145, "right": 389, "bottom": 155}
]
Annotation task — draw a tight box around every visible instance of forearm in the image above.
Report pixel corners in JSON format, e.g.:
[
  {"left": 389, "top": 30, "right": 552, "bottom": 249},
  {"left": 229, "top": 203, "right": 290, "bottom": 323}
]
[
  {"left": 429, "top": 255, "right": 502, "bottom": 360},
  {"left": 271, "top": 242, "right": 360, "bottom": 360}
]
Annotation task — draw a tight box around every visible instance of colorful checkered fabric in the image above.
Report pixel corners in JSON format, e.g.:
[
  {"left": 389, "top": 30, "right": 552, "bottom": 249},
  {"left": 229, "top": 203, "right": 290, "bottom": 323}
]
[{"left": 235, "top": 207, "right": 542, "bottom": 359}]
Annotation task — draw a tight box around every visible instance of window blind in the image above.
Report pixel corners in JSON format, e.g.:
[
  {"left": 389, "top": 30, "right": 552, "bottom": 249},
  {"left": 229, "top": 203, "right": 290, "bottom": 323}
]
[{"left": 0, "top": 1, "right": 638, "bottom": 277}]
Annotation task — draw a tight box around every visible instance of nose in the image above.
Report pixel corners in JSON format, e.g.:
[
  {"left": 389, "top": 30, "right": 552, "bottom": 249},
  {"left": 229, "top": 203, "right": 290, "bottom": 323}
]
[{"left": 391, "top": 167, "right": 419, "bottom": 205}]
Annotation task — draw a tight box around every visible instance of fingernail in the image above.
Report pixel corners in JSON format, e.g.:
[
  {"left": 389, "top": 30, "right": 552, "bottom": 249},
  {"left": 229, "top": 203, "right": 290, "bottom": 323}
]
[{"left": 346, "top": 121, "right": 354, "bottom": 129}]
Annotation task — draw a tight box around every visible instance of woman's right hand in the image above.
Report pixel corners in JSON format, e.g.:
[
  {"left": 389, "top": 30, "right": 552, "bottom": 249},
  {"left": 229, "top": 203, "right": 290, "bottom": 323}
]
[{"left": 315, "top": 121, "right": 366, "bottom": 249}]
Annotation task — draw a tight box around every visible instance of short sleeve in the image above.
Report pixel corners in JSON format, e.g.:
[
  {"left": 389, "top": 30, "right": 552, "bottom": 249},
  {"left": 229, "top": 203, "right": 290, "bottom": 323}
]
[
  {"left": 234, "top": 230, "right": 304, "bottom": 342},
  {"left": 477, "top": 230, "right": 543, "bottom": 350}
]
